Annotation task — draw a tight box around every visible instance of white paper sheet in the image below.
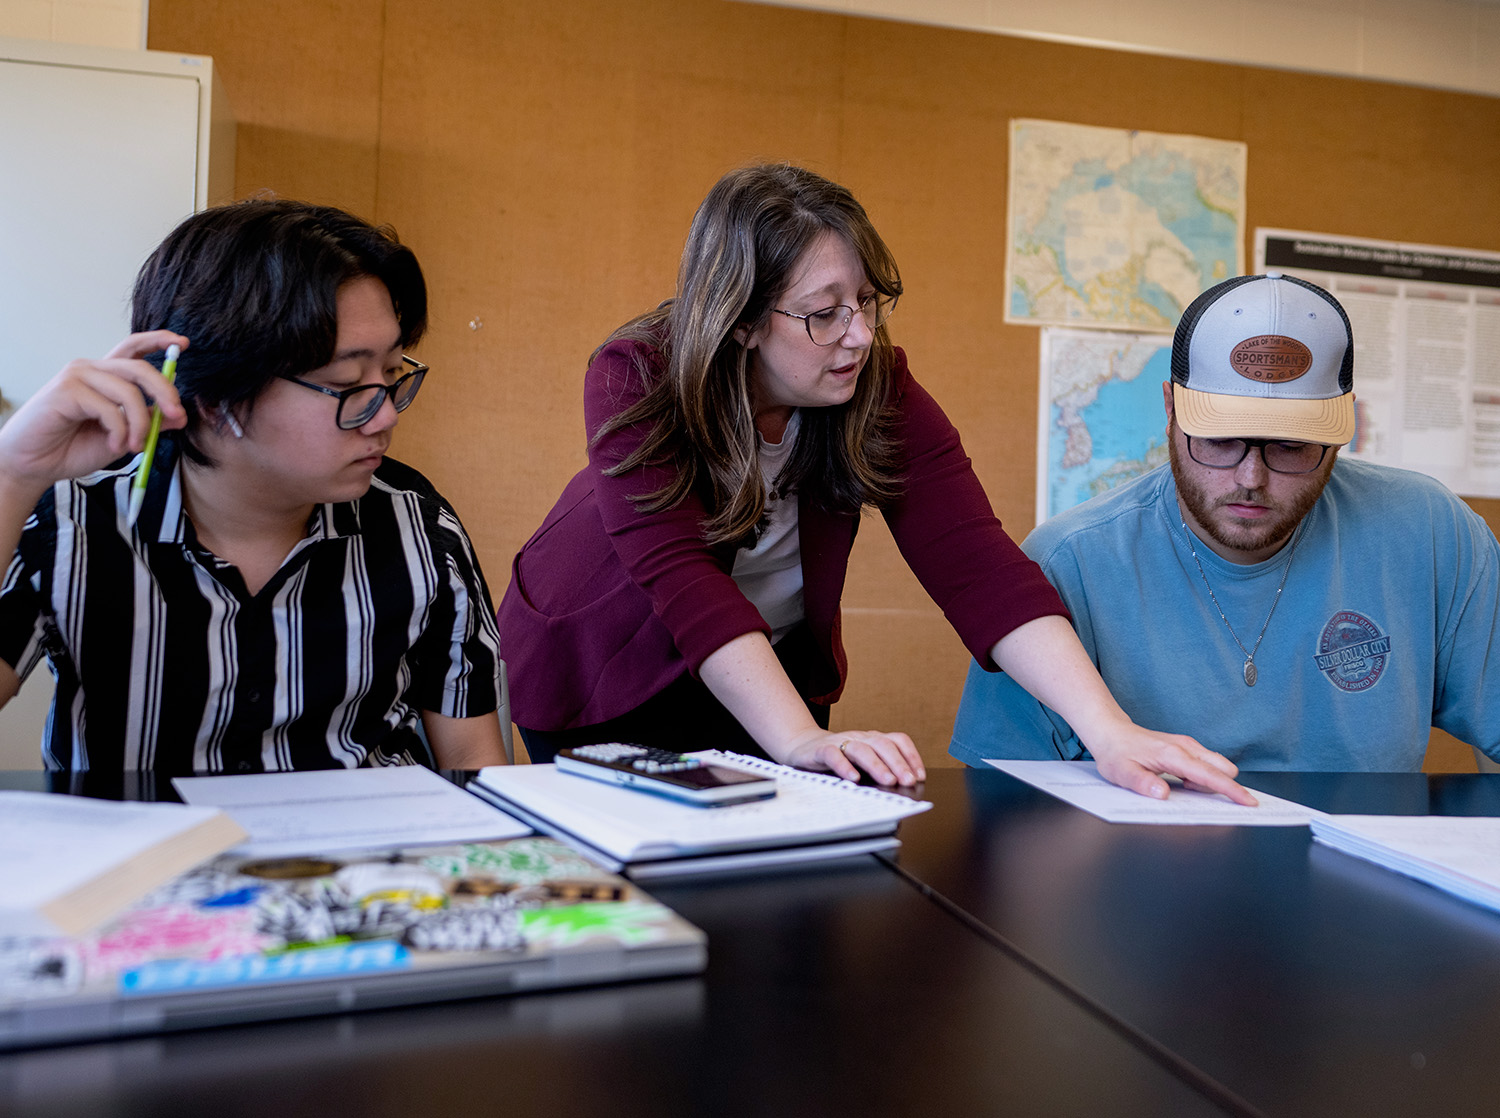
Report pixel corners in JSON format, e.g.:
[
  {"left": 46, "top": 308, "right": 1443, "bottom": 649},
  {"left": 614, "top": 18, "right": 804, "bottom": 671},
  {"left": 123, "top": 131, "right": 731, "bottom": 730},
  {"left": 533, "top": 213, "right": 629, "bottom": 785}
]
[
  {"left": 174, "top": 767, "right": 531, "bottom": 856},
  {"left": 987, "top": 760, "right": 1323, "bottom": 826}
]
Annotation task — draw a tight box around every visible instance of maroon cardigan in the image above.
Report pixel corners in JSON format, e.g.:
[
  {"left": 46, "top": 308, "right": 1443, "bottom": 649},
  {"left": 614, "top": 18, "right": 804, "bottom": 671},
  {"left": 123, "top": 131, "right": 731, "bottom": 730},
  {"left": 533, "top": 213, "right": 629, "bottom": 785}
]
[{"left": 497, "top": 339, "right": 1067, "bottom": 731}]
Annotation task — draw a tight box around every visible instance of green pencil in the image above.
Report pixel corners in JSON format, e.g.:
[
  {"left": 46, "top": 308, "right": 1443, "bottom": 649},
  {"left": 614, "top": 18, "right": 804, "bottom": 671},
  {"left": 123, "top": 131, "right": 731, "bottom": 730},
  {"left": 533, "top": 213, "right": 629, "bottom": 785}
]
[{"left": 125, "top": 343, "right": 179, "bottom": 527}]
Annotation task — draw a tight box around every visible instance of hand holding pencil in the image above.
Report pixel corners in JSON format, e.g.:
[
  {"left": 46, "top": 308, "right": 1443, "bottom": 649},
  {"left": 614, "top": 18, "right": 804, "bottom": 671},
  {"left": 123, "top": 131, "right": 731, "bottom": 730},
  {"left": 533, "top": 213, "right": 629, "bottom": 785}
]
[
  {"left": 0, "top": 332, "right": 188, "bottom": 542},
  {"left": 126, "top": 342, "right": 181, "bottom": 526}
]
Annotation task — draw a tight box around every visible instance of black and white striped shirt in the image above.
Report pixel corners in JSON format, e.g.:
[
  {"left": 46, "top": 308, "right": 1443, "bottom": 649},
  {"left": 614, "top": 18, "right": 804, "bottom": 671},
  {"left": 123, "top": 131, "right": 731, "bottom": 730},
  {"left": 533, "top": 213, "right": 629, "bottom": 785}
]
[{"left": 0, "top": 452, "right": 502, "bottom": 772}]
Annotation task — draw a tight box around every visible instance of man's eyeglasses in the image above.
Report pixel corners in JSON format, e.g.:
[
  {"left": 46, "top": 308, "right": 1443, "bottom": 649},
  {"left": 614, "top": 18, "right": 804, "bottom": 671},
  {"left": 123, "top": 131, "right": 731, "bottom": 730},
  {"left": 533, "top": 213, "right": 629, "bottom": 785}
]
[
  {"left": 281, "top": 356, "right": 427, "bottom": 430},
  {"left": 1185, "top": 434, "right": 1329, "bottom": 475},
  {"left": 771, "top": 292, "right": 897, "bottom": 346}
]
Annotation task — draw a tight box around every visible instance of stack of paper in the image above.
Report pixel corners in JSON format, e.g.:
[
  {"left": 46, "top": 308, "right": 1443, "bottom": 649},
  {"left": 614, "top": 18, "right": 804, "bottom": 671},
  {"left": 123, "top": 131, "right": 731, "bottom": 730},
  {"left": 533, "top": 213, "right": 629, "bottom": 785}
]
[{"left": 1310, "top": 814, "right": 1500, "bottom": 914}]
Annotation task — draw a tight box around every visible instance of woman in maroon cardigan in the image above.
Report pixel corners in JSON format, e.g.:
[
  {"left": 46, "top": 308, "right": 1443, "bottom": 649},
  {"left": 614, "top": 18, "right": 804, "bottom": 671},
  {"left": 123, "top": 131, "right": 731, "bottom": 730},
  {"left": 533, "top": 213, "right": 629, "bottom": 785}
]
[{"left": 498, "top": 165, "right": 1249, "bottom": 801}]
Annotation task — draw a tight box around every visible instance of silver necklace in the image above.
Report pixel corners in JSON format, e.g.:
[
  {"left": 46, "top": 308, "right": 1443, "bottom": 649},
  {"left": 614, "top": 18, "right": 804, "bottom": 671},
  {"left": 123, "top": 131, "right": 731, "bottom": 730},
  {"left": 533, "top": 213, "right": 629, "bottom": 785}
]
[{"left": 1180, "top": 520, "right": 1303, "bottom": 687}]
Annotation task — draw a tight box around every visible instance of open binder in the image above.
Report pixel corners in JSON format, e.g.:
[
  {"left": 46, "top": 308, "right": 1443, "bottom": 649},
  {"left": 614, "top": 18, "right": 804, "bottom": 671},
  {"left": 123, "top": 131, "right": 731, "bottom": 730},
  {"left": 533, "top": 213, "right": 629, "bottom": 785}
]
[{"left": 469, "top": 751, "right": 932, "bottom": 879}]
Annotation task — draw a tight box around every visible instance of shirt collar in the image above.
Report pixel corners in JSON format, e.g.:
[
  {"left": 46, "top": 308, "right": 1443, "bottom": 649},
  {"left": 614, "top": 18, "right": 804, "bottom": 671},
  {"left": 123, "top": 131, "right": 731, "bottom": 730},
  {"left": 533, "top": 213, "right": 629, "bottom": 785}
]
[
  {"left": 320, "top": 499, "right": 363, "bottom": 539},
  {"left": 133, "top": 447, "right": 364, "bottom": 545}
]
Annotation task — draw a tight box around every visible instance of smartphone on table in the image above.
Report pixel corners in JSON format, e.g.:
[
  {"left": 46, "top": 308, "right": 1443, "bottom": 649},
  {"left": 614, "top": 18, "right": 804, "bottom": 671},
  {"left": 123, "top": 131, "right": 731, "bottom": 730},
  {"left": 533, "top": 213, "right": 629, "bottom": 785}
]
[{"left": 555, "top": 744, "right": 777, "bottom": 807}]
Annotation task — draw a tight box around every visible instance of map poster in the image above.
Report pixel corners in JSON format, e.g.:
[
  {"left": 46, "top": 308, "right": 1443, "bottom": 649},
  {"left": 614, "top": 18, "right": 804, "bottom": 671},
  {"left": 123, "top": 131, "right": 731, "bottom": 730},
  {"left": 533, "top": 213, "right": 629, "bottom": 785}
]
[
  {"left": 1006, "top": 119, "right": 1246, "bottom": 331},
  {"left": 1037, "top": 328, "right": 1172, "bottom": 525},
  {"left": 1257, "top": 229, "right": 1500, "bottom": 500}
]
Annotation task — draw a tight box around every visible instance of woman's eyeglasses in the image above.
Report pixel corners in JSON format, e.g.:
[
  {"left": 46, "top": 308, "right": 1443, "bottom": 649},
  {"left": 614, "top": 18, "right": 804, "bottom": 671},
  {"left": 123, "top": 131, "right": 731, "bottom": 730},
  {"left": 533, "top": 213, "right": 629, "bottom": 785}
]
[{"left": 771, "top": 292, "right": 897, "bottom": 346}]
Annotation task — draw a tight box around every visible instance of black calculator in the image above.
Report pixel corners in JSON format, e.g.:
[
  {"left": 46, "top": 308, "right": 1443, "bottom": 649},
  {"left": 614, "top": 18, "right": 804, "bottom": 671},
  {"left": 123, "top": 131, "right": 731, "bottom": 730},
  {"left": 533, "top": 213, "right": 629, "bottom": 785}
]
[{"left": 555, "top": 744, "right": 778, "bottom": 807}]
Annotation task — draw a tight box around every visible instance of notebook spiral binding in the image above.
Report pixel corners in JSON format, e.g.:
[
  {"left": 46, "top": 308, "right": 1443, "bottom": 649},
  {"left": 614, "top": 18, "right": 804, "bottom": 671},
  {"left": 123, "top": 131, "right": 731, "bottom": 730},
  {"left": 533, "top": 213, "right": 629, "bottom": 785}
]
[{"left": 697, "top": 750, "right": 919, "bottom": 804}]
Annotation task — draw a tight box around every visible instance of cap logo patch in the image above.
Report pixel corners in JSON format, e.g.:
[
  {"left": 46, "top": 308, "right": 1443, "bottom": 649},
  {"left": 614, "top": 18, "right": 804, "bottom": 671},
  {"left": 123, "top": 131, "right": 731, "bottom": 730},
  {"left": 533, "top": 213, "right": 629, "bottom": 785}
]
[{"left": 1229, "top": 335, "right": 1312, "bottom": 382}]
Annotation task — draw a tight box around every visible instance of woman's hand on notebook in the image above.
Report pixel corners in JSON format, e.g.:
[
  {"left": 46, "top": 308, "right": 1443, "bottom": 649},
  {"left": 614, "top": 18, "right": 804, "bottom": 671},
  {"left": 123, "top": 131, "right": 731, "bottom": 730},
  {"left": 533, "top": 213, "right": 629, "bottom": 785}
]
[
  {"left": 698, "top": 633, "right": 925, "bottom": 787},
  {"left": 781, "top": 729, "right": 926, "bottom": 788}
]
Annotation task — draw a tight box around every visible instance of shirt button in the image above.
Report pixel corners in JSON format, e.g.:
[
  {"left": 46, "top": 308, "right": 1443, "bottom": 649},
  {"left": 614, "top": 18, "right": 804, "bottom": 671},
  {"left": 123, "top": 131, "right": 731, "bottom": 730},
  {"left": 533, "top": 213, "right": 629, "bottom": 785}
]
[
  {"left": 247, "top": 690, "right": 261, "bottom": 704},
  {"left": 237, "top": 760, "right": 252, "bottom": 773}
]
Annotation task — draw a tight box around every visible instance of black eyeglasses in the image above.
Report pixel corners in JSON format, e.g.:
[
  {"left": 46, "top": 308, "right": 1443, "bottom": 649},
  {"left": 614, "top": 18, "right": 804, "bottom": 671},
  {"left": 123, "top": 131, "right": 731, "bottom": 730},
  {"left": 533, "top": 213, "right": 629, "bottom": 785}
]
[
  {"left": 281, "top": 356, "right": 428, "bottom": 430},
  {"left": 771, "top": 292, "right": 898, "bottom": 346},
  {"left": 1185, "top": 435, "right": 1330, "bottom": 475}
]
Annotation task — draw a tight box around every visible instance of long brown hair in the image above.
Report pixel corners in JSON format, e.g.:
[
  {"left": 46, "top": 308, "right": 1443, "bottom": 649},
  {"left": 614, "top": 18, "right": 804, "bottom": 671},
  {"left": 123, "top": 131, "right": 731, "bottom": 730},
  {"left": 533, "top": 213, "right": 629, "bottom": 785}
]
[{"left": 595, "top": 164, "right": 904, "bottom": 546}]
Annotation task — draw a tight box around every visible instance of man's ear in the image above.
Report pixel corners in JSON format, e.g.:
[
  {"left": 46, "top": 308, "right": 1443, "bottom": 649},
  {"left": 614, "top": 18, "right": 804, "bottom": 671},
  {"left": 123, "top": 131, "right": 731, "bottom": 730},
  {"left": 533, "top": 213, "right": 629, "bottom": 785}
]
[{"left": 212, "top": 407, "right": 244, "bottom": 439}]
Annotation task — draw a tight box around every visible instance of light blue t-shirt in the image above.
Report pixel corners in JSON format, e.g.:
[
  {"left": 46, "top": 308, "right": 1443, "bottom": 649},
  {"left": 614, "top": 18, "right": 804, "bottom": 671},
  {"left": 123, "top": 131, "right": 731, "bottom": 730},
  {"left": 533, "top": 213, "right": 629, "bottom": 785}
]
[{"left": 950, "top": 459, "right": 1500, "bottom": 770}]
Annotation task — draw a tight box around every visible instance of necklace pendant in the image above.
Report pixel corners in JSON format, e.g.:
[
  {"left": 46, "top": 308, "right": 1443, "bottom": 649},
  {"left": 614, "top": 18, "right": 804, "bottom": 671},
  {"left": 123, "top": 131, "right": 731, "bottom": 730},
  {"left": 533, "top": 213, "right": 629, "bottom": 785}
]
[{"left": 1243, "top": 659, "right": 1258, "bottom": 687}]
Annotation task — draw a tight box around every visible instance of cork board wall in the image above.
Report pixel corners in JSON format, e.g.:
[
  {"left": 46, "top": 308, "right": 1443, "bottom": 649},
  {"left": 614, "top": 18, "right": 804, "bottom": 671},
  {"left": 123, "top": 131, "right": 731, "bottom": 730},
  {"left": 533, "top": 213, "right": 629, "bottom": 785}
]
[{"left": 149, "top": 0, "right": 1500, "bottom": 768}]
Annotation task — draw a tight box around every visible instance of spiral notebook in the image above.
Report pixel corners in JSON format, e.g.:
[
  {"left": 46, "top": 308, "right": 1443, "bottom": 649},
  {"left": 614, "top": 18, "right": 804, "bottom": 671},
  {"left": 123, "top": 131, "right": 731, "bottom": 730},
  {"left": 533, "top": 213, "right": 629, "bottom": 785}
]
[{"left": 469, "top": 752, "right": 932, "bottom": 879}]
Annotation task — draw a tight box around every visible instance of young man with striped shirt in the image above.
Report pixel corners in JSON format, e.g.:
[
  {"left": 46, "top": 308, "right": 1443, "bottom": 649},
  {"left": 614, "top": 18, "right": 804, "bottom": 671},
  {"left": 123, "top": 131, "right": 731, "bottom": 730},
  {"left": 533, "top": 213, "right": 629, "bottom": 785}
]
[{"left": 0, "top": 201, "right": 506, "bottom": 772}]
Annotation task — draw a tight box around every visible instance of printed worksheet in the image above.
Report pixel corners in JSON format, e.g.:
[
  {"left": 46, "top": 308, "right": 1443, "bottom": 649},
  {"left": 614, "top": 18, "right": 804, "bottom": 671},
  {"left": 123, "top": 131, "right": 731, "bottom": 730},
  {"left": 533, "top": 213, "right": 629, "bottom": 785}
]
[
  {"left": 988, "top": 760, "right": 1323, "bottom": 826},
  {"left": 175, "top": 767, "right": 531, "bottom": 856}
]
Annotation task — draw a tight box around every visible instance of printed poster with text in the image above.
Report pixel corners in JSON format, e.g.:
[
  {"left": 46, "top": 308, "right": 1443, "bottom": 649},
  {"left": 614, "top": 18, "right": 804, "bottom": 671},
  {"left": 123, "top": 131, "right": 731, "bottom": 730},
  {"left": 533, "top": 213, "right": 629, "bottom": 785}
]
[{"left": 1257, "top": 229, "right": 1500, "bottom": 499}]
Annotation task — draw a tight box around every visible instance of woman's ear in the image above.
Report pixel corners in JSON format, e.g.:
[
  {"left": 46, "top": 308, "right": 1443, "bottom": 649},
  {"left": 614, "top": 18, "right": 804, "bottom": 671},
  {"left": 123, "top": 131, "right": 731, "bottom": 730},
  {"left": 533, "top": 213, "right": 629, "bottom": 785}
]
[{"left": 734, "top": 322, "right": 761, "bottom": 350}]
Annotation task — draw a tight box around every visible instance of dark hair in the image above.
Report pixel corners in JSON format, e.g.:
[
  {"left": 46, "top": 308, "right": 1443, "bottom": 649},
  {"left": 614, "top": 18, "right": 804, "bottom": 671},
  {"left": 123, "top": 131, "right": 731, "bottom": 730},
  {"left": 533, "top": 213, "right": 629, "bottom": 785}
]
[
  {"left": 130, "top": 199, "right": 427, "bottom": 465},
  {"left": 597, "top": 164, "right": 904, "bottom": 546}
]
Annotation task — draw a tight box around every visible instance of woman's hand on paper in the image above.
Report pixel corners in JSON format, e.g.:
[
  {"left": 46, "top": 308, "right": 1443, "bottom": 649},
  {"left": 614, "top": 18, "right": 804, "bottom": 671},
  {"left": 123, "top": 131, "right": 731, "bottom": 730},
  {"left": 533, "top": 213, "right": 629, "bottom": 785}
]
[{"left": 779, "top": 728, "right": 926, "bottom": 788}]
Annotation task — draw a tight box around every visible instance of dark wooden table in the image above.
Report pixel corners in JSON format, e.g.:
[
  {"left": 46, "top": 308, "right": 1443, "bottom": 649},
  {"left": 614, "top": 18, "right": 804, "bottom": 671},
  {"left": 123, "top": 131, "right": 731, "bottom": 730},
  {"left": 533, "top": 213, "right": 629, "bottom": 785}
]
[
  {"left": 887, "top": 769, "right": 1500, "bottom": 1118},
  {"left": 0, "top": 771, "right": 1228, "bottom": 1118}
]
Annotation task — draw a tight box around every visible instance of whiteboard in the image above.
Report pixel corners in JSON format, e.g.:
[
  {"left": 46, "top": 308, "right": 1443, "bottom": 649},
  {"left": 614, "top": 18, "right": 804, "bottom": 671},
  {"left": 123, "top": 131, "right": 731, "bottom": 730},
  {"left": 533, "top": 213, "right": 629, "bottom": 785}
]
[{"left": 0, "top": 53, "right": 200, "bottom": 409}]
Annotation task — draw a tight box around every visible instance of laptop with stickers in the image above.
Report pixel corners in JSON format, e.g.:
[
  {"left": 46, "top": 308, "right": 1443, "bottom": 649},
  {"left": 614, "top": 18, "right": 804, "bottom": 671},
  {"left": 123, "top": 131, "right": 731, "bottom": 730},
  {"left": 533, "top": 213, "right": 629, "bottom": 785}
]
[{"left": 0, "top": 835, "right": 706, "bottom": 1050}]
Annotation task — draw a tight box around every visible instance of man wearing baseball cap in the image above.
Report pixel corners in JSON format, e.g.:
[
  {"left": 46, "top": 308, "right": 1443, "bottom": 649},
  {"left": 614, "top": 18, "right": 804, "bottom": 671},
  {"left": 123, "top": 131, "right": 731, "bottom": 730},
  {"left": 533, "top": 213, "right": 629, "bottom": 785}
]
[{"left": 950, "top": 273, "right": 1500, "bottom": 787}]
